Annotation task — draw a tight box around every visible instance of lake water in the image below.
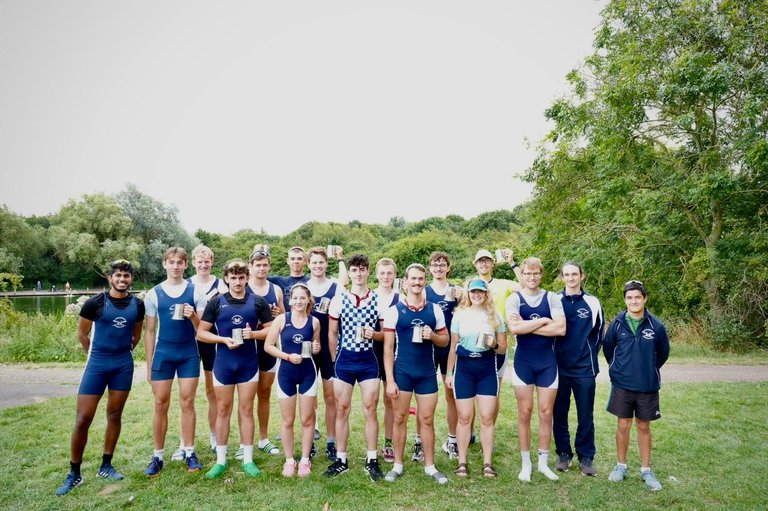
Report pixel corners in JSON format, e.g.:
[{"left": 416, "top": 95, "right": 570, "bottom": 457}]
[{"left": 4, "top": 294, "right": 97, "bottom": 314}]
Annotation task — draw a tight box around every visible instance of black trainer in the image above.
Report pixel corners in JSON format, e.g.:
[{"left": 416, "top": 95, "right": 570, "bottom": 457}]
[
  {"left": 323, "top": 458, "right": 349, "bottom": 478},
  {"left": 365, "top": 458, "right": 384, "bottom": 482}
]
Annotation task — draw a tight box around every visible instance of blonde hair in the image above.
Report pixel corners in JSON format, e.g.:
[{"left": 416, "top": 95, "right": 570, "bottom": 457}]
[
  {"left": 457, "top": 279, "right": 500, "bottom": 330},
  {"left": 375, "top": 257, "right": 397, "bottom": 274},
  {"left": 191, "top": 244, "right": 214, "bottom": 262},
  {"left": 521, "top": 257, "right": 544, "bottom": 274}
]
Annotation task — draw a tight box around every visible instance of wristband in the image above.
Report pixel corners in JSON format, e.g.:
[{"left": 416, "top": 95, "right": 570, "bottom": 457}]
[{"left": 511, "top": 263, "right": 519, "bottom": 269}]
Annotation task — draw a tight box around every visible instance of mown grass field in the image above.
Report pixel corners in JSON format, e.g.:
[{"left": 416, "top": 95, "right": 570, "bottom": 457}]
[{"left": 1, "top": 378, "right": 766, "bottom": 511}]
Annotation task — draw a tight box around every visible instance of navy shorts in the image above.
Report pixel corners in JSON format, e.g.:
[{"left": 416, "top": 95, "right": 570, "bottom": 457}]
[
  {"left": 278, "top": 358, "right": 318, "bottom": 398},
  {"left": 512, "top": 345, "right": 558, "bottom": 388},
  {"left": 256, "top": 339, "right": 278, "bottom": 373},
  {"left": 394, "top": 365, "right": 438, "bottom": 395},
  {"left": 607, "top": 386, "right": 661, "bottom": 421},
  {"left": 453, "top": 352, "right": 498, "bottom": 399},
  {"left": 151, "top": 342, "right": 200, "bottom": 381},
  {"left": 79, "top": 353, "right": 134, "bottom": 395},
  {"left": 197, "top": 340, "right": 216, "bottom": 372},
  {"left": 212, "top": 355, "right": 259, "bottom": 387},
  {"left": 334, "top": 349, "right": 379, "bottom": 385}
]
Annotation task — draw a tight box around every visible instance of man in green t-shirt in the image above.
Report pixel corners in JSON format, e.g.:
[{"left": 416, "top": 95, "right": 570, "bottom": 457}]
[{"left": 602, "top": 280, "right": 670, "bottom": 492}]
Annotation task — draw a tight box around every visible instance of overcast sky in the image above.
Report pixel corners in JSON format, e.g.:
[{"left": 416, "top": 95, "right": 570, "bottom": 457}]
[{"left": 0, "top": 1, "right": 604, "bottom": 236}]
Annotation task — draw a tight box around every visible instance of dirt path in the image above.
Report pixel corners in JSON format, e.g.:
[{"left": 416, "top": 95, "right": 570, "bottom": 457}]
[{"left": 0, "top": 362, "right": 765, "bottom": 410}]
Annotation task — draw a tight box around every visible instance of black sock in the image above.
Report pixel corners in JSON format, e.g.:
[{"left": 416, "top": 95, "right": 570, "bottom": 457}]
[
  {"left": 70, "top": 461, "right": 81, "bottom": 477},
  {"left": 101, "top": 453, "right": 113, "bottom": 468}
]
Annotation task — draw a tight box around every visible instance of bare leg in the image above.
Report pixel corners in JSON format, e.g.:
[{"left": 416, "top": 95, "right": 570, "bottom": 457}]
[{"left": 177, "top": 377, "right": 199, "bottom": 447}]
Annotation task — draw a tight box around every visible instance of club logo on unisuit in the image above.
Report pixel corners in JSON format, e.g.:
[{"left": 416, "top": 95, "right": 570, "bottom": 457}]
[
  {"left": 293, "top": 334, "right": 304, "bottom": 344},
  {"left": 577, "top": 308, "right": 590, "bottom": 319},
  {"left": 529, "top": 313, "right": 541, "bottom": 320},
  {"left": 641, "top": 328, "right": 655, "bottom": 340},
  {"left": 232, "top": 315, "right": 244, "bottom": 325},
  {"left": 113, "top": 317, "right": 127, "bottom": 328},
  {"left": 438, "top": 301, "right": 449, "bottom": 311},
  {"left": 411, "top": 319, "right": 425, "bottom": 327}
]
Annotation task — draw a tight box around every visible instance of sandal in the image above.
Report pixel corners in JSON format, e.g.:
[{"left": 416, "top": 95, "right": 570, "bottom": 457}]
[
  {"left": 483, "top": 463, "right": 497, "bottom": 478},
  {"left": 454, "top": 463, "right": 468, "bottom": 477},
  {"left": 260, "top": 441, "right": 280, "bottom": 455}
]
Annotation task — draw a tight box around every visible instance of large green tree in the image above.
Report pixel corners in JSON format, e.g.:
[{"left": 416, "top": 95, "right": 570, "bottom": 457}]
[
  {"left": 115, "top": 184, "right": 198, "bottom": 283},
  {"left": 48, "top": 194, "right": 143, "bottom": 279},
  {"left": 525, "top": 0, "right": 768, "bottom": 343}
]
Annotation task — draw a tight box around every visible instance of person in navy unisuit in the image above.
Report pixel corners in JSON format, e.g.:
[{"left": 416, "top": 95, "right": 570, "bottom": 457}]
[
  {"left": 143, "top": 247, "right": 206, "bottom": 477},
  {"left": 197, "top": 259, "right": 273, "bottom": 479},
  {"left": 383, "top": 263, "right": 450, "bottom": 485},
  {"left": 604, "top": 280, "right": 669, "bottom": 492},
  {"left": 56, "top": 259, "right": 145, "bottom": 496}
]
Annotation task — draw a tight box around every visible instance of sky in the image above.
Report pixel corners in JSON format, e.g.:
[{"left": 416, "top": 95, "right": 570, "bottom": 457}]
[{"left": 0, "top": 1, "right": 604, "bottom": 236}]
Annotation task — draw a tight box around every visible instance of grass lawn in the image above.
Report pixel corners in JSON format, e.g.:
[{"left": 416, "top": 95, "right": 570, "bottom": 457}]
[{"left": 1, "top": 378, "right": 766, "bottom": 511}]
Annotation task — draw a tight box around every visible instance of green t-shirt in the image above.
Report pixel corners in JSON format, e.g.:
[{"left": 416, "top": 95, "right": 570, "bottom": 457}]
[{"left": 626, "top": 315, "right": 643, "bottom": 335}]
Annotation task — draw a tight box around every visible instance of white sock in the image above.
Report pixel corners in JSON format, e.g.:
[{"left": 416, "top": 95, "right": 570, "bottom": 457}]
[
  {"left": 640, "top": 466, "right": 651, "bottom": 473},
  {"left": 183, "top": 446, "right": 194, "bottom": 457},
  {"left": 538, "top": 450, "right": 559, "bottom": 480},
  {"left": 337, "top": 452, "right": 347, "bottom": 463},
  {"left": 242, "top": 445, "right": 254, "bottom": 464},
  {"left": 519, "top": 451, "right": 532, "bottom": 482},
  {"left": 424, "top": 464, "right": 437, "bottom": 476},
  {"left": 448, "top": 435, "right": 457, "bottom": 444},
  {"left": 300, "top": 457, "right": 310, "bottom": 464},
  {"left": 210, "top": 432, "right": 217, "bottom": 449},
  {"left": 216, "top": 445, "right": 227, "bottom": 465},
  {"left": 153, "top": 449, "right": 164, "bottom": 461},
  {"left": 415, "top": 435, "right": 422, "bottom": 444},
  {"left": 367, "top": 450, "right": 377, "bottom": 462},
  {"left": 285, "top": 457, "right": 295, "bottom": 464},
  {"left": 258, "top": 439, "right": 269, "bottom": 449},
  {"left": 392, "top": 463, "right": 404, "bottom": 474},
  {"left": 617, "top": 462, "right": 628, "bottom": 469}
]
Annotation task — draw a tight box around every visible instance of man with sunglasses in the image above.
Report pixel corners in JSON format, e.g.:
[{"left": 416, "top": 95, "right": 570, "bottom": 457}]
[
  {"left": 604, "top": 280, "right": 669, "bottom": 491},
  {"left": 56, "top": 260, "right": 144, "bottom": 496}
]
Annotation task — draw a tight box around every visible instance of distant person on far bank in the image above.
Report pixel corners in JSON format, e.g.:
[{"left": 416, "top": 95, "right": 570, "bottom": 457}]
[
  {"left": 55, "top": 260, "right": 145, "bottom": 496},
  {"left": 604, "top": 280, "right": 669, "bottom": 492}
]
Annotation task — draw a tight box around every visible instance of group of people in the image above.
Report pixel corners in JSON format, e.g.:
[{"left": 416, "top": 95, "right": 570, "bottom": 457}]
[{"left": 55, "top": 243, "right": 670, "bottom": 496}]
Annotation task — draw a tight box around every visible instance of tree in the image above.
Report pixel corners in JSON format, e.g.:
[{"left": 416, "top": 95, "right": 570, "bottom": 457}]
[
  {"left": 115, "top": 184, "right": 198, "bottom": 283},
  {"left": 48, "top": 194, "right": 143, "bottom": 279},
  {"left": 525, "top": 0, "right": 768, "bottom": 344}
]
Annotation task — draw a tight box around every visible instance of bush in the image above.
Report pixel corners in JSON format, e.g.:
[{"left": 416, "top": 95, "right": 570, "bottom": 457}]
[{"left": 0, "top": 309, "right": 84, "bottom": 363}]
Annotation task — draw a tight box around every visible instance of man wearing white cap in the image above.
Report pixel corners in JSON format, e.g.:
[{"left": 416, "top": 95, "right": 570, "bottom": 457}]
[{"left": 472, "top": 249, "right": 522, "bottom": 428}]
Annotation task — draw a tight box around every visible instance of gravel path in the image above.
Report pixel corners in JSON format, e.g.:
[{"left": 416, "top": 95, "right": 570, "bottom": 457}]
[{"left": 0, "top": 362, "right": 765, "bottom": 410}]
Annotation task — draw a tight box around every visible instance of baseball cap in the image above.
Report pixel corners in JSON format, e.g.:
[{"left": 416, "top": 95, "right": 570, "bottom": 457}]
[
  {"left": 467, "top": 279, "right": 488, "bottom": 292},
  {"left": 473, "top": 249, "right": 493, "bottom": 263}
]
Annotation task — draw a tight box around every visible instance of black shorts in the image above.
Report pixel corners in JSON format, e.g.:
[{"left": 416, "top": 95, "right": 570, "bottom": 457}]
[
  {"left": 197, "top": 340, "right": 216, "bottom": 372},
  {"left": 607, "top": 386, "right": 661, "bottom": 421},
  {"left": 433, "top": 344, "right": 450, "bottom": 376},
  {"left": 373, "top": 341, "right": 387, "bottom": 382}
]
